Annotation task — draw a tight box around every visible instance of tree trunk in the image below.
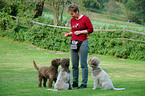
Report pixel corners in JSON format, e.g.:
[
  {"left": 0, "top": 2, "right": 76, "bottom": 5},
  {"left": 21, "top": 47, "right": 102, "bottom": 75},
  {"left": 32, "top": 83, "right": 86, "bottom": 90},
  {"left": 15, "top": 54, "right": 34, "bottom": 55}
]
[
  {"left": 34, "top": 0, "right": 44, "bottom": 18},
  {"left": 53, "top": 0, "right": 67, "bottom": 25},
  {"left": 54, "top": 7, "right": 59, "bottom": 25},
  {"left": 60, "top": 1, "right": 65, "bottom": 23},
  {"left": 53, "top": 0, "right": 60, "bottom": 26}
]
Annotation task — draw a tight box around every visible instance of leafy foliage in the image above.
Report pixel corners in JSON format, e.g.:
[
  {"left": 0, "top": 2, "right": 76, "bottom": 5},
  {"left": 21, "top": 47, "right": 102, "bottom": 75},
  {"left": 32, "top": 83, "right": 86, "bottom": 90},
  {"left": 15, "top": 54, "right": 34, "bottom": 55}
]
[
  {"left": 0, "top": 0, "right": 145, "bottom": 60},
  {"left": 103, "top": 0, "right": 145, "bottom": 24},
  {"left": 0, "top": 0, "right": 35, "bottom": 31},
  {"left": 125, "top": 0, "right": 145, "bottom": 24},
  {"left": 1, "top": 16, "right": 145, "bottom": 60},
  {"left": 83, "top": 0, "right": 100, "bottom": 9}
]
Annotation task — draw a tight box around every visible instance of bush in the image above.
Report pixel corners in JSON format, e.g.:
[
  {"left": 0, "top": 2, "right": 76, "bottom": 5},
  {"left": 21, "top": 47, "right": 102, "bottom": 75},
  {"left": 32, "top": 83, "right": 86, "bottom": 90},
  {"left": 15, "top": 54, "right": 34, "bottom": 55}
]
[
  {"left": 83, "top": 0, "right": 101, "bottom": 9},
  {"left": 1, "top": 22, "right": 145, "bottom": 60},
  {"left": 88, "top": 31, "right": 145, "bottom": 60},
  {"left": 0, "top": 1, "right": 145, "bottom": 60}
]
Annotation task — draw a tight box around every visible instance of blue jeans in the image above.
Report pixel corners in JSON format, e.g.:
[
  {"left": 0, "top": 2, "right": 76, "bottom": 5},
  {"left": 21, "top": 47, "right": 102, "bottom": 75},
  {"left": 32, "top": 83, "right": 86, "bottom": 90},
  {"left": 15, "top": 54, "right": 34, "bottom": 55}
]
[{"left": 70, "top": 39, "right": 89, "bottom": 85}]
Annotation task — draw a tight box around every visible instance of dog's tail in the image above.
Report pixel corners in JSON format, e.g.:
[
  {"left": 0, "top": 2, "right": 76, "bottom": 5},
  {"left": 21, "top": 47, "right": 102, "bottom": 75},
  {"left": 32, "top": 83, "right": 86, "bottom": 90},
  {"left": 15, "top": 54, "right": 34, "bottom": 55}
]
[
  {"left": 33, "top": 60, "right": 39, "bottom": 70},
  {"left": 113, "top": 88, "right": 125, "bottom": 90},
  {"left": 47, "top": 89, "right": 58, "bottom": 91}
]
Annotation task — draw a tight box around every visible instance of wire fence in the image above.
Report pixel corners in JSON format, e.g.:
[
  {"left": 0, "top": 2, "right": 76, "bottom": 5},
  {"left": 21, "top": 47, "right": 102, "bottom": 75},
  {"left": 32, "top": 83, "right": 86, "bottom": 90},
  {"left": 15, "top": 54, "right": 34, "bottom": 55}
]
[
  {"left": 31, "top": 20, "right": 145, "bottom": 35},
  {"left": 8, "top": 14, "right": 145, "bottom": 35},
  {"left": 31, "top": 20, "right": 145, "bottom": 43}
]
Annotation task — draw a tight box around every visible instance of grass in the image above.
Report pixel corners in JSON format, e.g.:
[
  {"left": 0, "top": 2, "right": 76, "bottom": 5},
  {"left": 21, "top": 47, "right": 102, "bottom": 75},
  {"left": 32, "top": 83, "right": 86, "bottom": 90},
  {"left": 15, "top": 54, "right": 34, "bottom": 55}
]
[{"left": 0, "top": 37, "right": 145, "bottom": 96}]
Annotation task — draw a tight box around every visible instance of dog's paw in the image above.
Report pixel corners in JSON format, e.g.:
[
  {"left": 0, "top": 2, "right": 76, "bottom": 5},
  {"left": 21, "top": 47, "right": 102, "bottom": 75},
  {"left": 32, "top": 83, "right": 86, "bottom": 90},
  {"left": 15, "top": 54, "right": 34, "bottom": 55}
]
[
  {"left": 69, "top": 87, "right": 73, "bottom": 90},
  {"left": 92, "top": 88, "right": 96, "bottom": 90}
]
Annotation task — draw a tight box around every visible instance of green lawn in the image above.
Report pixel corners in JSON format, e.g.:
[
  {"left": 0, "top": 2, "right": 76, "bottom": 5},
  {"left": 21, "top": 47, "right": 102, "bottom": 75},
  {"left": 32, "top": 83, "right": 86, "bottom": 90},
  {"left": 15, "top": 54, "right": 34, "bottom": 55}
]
[{"left": 0, "top": 37, "right": 145, "bottom": 96}]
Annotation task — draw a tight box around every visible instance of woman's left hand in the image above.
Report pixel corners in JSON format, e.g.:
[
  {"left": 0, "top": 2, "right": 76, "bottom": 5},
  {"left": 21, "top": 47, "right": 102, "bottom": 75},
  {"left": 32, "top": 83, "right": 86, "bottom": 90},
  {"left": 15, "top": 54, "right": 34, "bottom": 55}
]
[{"left": 74, "top": 31, "right": 81, "bottom": 35}]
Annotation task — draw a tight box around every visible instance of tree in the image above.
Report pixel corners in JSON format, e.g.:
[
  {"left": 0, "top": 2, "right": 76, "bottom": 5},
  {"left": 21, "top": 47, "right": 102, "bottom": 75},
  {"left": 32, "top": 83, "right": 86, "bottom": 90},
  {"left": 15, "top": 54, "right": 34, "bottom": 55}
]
[
  {"left": 46, "top": 0, "right": 92, "bottom": 25},
  {"left": 0, "top": 0, "right": 36, "bottom": 30},
  {"left": 46, "top": 0, "right": 68, "bottom": 25},
  {"left": 135, "top": 0, "right": 145, "bottom": 25},
  {"left": 34, "top": 0, "right": 45, "bottom": 18},
  {"left": 83, "top": 0, "right": 100, "bottom": 9},
  {"left": 125, "top": 0, "right": 145, "bottom": 24},
  {"left": 97, "top": 0, "right": 109, "bottom": 8},
  {"left": 103, "top": 0, "right": 118, "bottom": 19}
]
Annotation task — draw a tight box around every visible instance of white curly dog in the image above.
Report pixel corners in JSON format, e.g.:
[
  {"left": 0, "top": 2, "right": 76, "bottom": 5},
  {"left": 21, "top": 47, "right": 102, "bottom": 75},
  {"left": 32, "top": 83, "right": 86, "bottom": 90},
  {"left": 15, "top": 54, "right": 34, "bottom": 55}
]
[
  {"left": 88, "top": 57, "right": 125, "bottom": 90},
  {"left": 47, "top": 57, "right": 73, "bottom": 91}
]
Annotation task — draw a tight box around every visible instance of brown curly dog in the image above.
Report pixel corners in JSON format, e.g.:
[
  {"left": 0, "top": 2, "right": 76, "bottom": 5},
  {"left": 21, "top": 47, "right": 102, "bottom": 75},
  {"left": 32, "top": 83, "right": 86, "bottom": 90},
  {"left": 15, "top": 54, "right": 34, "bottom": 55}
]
[{"left": 33, "top": 58, "right": 60, "bottom": 88}]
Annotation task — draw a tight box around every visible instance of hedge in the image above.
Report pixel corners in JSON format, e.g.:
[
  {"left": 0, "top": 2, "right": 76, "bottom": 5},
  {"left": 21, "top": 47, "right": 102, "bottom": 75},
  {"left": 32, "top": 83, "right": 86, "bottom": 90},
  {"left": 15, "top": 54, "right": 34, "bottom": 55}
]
[
  {"left": 1, "top": 22, "right": 145, "bottom": 60},
  {"left": 0, "top": 1, "right": 144, "bottom": 60}
]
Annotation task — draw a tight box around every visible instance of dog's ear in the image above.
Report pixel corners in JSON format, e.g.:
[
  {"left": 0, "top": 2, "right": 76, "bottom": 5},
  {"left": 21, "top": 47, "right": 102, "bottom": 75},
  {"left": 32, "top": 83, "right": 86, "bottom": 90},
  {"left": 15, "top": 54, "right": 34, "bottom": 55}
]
[
  {"left": 89, "top": 57, "right": 100, "bottom": 66},
  {"left": 88, "top": 58, "right": 92, "bottom": 66},
  {"left": 65, "top": 58, "right": 70, "bottom": 66},
  {"left": 56, "top": 58, "right": 61, "bottom": 65},
  {"left": 95, "top": 57, "right": 100, "bottom": 65}
]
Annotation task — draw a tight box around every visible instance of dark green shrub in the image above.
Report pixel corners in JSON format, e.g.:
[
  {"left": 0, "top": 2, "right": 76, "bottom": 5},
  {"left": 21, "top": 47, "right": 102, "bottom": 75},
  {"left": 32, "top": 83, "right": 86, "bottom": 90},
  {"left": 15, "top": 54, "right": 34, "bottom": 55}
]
[
  {"left": 0, "top": 1, "right": 144, "bottom": 60},
  {"left": 109, "top": 39, "right": 117, "bottom": 47},
  {"left": 130, "top": 51, "right": 145, "bottom": 60}
]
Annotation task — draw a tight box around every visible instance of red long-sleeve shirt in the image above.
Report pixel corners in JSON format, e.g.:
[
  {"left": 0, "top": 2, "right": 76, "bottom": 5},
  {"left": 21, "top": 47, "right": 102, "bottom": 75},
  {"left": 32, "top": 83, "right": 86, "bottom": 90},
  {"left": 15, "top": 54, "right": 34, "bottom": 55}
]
[{"left": 70, "top": 15, "right": 94, "bottom": 41}]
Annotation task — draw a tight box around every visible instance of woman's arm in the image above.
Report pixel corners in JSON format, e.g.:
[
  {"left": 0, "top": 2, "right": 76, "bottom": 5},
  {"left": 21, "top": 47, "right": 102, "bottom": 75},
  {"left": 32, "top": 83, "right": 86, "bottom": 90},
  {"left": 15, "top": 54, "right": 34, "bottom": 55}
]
[
  {"left": 62, "top": 32, "right": 72, "bottom": 37},
  {"left": 74, "top": 30, "right": 88, "bottom": 35},
  {"left": 68, "top": 32, "right": 73, "bottom": 36},
  {"left": 74, "top": 16, "right": 93, "bottom": 36}
]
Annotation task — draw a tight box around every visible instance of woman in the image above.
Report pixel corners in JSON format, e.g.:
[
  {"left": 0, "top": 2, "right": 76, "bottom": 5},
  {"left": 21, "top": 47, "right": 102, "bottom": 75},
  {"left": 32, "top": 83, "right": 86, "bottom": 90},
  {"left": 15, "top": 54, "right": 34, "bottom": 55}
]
[{"left": 64, "top": 4, "right": 94, "bottom": 88}]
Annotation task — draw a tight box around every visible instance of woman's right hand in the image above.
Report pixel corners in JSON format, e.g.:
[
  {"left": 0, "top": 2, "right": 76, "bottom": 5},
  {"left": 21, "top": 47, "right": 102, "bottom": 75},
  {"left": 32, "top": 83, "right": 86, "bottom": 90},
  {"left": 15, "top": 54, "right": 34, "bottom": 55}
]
[
  {"left": 62, "top": 32, "right": 69, "bottom": 37},
  {"left": 62, "top": 32, "right": 72, "bottom": 37}
]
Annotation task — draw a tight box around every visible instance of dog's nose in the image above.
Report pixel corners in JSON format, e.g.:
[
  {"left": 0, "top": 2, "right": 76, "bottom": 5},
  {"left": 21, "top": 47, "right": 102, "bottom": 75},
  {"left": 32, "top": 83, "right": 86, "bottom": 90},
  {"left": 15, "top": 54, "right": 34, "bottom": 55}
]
[{"left": 91, "top": 65, "right": 94, "bottom": 67}]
